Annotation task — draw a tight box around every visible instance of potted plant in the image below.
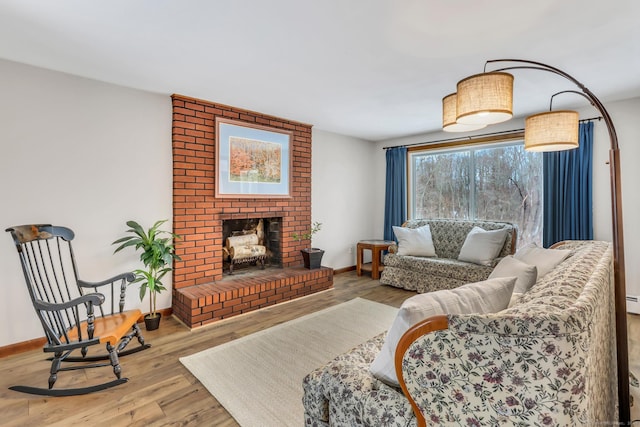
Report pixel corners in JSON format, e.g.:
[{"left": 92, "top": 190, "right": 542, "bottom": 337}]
[
  {"left": 292, "top": 221, "right": 324, "bottom": 269},
  {"left": 112, "top": 220, "right": 181, "bottom": 331}
]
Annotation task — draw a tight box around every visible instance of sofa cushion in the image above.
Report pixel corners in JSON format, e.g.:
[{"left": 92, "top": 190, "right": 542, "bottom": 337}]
[
  {"left": 393, "top": 224, "right": 436, "bottom": 257},
  {"left": 383, "top": 254, "right": 493, "bottom": 283},
  {"left": 458, "top": 226, "right": 509, "bottom": 266},
  {"left": 302, "top": 333, "right": 415, "bottom": 426},
  {"left": 369, "top": 276, "right": 516, "bottom": 387},
  {"left": 514, "top": 242, "right": 571, "bottom": 278}
]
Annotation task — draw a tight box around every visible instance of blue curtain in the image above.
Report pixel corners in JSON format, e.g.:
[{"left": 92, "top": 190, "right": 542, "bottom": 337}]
[
  {"left": 384, "top": 146, "right": 407, "bottom": 241},
  {"left": 543, "top": 121, "right": 594, "bottom": 247}
]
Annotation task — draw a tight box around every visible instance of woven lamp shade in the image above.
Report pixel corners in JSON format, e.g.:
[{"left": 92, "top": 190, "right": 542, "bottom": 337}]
[
  {"left": 525, "top": 110, "right": 579, "bottom": 152},
  {"left": 442, "top": 93, "right": 487, "bottom": 132},
  {"left": 456, "top": 72, "right": 514, "bottom": 125}
]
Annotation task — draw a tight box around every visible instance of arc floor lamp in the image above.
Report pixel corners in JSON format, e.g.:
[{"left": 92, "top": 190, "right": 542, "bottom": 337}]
[{"left": 444, "top": 59, "right": 629, "bottom": 423}]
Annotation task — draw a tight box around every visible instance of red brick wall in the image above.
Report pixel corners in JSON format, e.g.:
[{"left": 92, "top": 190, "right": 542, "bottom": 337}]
[{"left": 171, "top": 94, "right": 313, "bottom": 289}]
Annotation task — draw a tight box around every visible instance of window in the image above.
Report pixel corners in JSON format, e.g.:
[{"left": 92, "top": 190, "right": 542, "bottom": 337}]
[{"left": 409, "top": 141, "right": 543, "bottom": 247}]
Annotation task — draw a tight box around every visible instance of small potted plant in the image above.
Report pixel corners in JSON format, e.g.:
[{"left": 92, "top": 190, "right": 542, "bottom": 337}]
[
  {"left": 113, "top": 220, "right": 181, "bottom": 331},
  {"left": 292, "top": 221, "right": 324, "bottom": 269}
]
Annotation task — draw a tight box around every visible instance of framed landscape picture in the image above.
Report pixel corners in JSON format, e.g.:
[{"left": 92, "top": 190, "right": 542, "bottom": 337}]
[{"left": 215, "top": 118, "right": 292, "bottom": 198}]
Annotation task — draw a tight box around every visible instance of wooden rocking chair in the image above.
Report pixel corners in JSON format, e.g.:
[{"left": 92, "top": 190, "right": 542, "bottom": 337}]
[{"left": 5, "top": 224, "right": 150, "bottom": 396}]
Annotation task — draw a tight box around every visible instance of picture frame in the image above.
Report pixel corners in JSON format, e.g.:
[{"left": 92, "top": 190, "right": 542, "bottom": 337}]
[{"left": 215, "top": 118, "right": 292, "bottom": 198}]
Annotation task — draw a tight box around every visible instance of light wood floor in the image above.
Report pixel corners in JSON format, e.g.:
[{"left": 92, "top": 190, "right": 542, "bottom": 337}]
[
  {"left": 0, "top": 271, "right": 415, "bottom": 426},
  {"left": 1, "top": 271, "right": 638, "bottom": 426}
]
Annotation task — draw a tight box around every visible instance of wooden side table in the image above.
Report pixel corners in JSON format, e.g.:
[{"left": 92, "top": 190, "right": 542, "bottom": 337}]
[{"left": 356, "top": 240, "right": 395, "bottom": 280}]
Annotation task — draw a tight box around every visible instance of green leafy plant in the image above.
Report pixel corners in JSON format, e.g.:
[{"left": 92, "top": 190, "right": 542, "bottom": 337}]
[
  {"left": 292, "top": 221, "right": 322, "bottom": 250},
  {"left": 112, "top": 220, "right": 181, "bottom": 317}
]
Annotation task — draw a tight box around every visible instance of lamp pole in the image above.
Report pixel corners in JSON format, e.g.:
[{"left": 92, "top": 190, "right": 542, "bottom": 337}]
[{"left": 486, "top": 59, "right": 629, "bottom": 423}]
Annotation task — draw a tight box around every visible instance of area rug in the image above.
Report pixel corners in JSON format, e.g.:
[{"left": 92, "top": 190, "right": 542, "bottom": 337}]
[{"left": 179, "top": 297, "right": 398, "bottom": 427}]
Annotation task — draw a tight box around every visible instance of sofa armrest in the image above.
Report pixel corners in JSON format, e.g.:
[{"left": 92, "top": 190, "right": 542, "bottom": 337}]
[
  {"left": 396, "top": 312, "right": 591, "bottom": 425},
  {"left": 388, "top": 243, "right": 398, "bottom": 254},
  {"left": 395, "top": 315, "right": 449, "bottom": 427}
]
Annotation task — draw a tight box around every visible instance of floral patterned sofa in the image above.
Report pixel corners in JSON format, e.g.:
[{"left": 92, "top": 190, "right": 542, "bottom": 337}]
[
  {"left": 303, "top": 240, "right": 616, "bottom": 426},
  {"left": 380, "top": 219, "right": 517, "bottom": 293}
]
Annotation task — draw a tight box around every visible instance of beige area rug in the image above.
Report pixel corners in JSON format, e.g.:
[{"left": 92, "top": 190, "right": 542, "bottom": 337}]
[{"left": 179, "top": 297, "right": 398, "bottom": 427}]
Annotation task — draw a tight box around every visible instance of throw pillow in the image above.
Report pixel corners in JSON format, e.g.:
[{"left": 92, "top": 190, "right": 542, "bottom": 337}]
[
  {"left": 458, "top": 226, "right": 508, "bottom": 266},
  {"left": 489, "top": 255, "right": 538, "bottom": 309},
  {"left": 369, "top": 276, "right": 516, "bottom": 387},
  {"left": 514, "top": 242, "right": 571, "bottom": 278},
  {"left": 489, "top": 255, "right": 538, "bottom": 294},
  {"left": 393, "top": 225, "right": 436, "bottom": 257}
]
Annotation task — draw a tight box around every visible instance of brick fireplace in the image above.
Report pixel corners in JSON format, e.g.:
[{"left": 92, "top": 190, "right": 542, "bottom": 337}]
[{"left": 171, "top": 95, "right": 333, "bottom": 328}]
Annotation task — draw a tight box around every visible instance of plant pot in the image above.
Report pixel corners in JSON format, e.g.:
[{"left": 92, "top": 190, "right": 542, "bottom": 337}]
[
  {"left": 301, "top": 248, "right": 324, "bottom": 269},
  {"left": 144, "top": 312, "right": 162, "bottom": 331}
]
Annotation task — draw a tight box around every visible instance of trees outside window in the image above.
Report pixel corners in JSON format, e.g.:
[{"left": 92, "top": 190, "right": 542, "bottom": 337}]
[{"left": 410, "top": 142, "right": 542, "bottom": 247}]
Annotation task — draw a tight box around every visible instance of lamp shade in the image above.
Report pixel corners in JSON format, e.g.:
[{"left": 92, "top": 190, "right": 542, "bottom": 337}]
[
  {"left": 525, "top": 110, "right": 579, "bottom": 152},
  {"left": 442, "top": 93, "right": 487, "bottom": 132},
  {"left": 456, "top": 72, "right": 514, "bottom": 125}
]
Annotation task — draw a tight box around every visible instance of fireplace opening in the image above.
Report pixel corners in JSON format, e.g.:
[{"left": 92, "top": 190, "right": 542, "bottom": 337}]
[{"left": 222, "top": 217, "right": 282, "bottom": 275}]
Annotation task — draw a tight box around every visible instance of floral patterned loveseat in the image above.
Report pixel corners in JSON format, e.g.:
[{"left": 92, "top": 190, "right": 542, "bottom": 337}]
[
  {"left": 380, "top": 219, "right": 517, "bottom": 293},
  {"left": 303, "top": 240, "right": 616, "bottom": 426}
]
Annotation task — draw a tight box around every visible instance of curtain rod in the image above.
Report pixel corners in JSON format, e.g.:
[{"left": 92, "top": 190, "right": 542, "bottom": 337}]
[{"left": 382, "top": 116, "right": 602, "bottom": 150}]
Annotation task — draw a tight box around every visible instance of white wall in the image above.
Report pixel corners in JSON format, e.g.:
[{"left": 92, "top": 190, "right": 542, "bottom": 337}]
[
  {"left": 0, "top": 59, "right": 172, "bottom": 347},
  {"left": 592, "top": 98, "right": 640, "bottom": 299},
  {"left": 311, "top": 129, "right": 377, "bottom": 269},
  {"left": 374, "top": 96, "right": 640, "bottom": 299}
]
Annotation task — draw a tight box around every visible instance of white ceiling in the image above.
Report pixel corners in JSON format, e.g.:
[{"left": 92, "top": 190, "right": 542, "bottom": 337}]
[{"left": 1, "top": 0, "right": 639, "bottom": 141}]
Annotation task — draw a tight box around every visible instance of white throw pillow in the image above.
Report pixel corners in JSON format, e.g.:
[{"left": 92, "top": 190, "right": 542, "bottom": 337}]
[
  {"left": 489, "top": 255, "right": 538, "bottom": 294},
  {"left": 393, "top": 225, "right": 436, "bottom": 257},
  {"left": 369, "top": 276, "right": 516, "bottom": 387},
  {"left": 458, "top": 226, "right": 508, "bottom": 266},
  {"left": 514, "top": 243, "right": 571, "bottom": 278},
  {"left": 489, "top": 255, "right": 538, "bottom": 309}
]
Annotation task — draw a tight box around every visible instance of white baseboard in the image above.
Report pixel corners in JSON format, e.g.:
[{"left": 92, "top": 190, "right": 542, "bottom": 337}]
[{"left": 626, "top": 295, "right": 640, "bottom": 314}]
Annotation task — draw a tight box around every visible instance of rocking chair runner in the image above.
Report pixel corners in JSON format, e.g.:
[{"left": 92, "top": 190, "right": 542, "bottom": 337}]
[{"left": 6, "top": 224, "right": 150, "bottom": 396}]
